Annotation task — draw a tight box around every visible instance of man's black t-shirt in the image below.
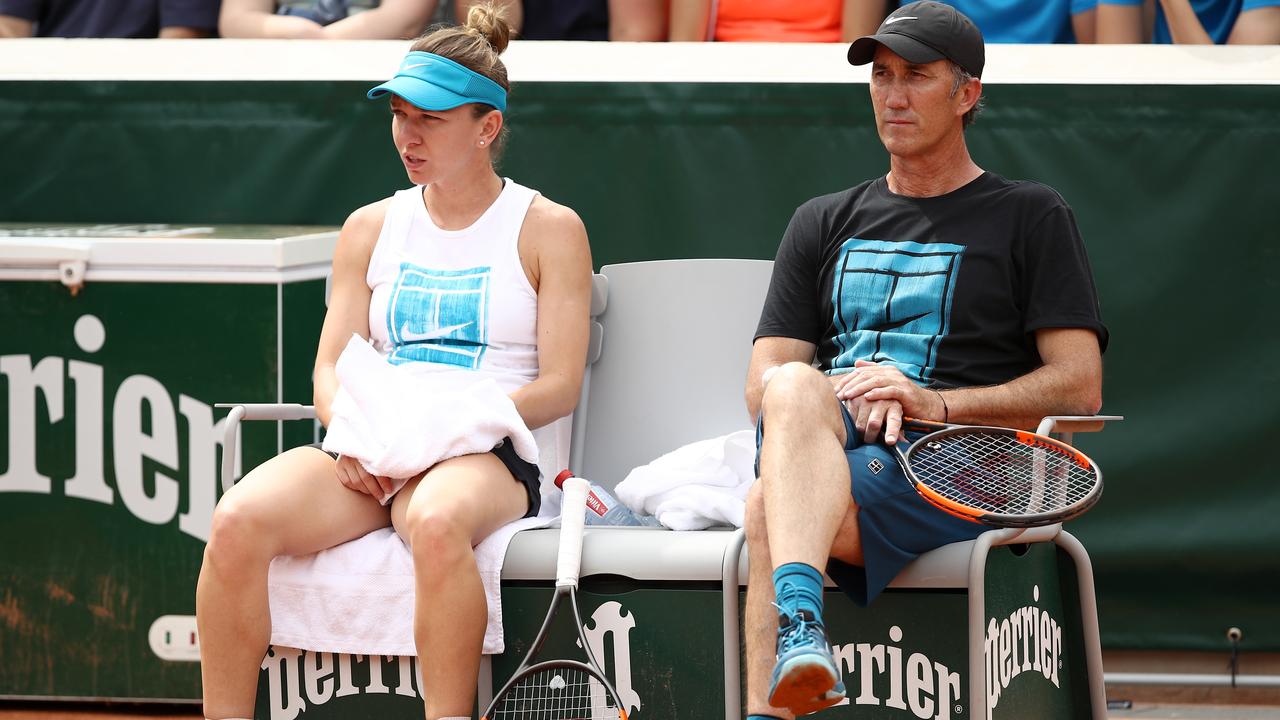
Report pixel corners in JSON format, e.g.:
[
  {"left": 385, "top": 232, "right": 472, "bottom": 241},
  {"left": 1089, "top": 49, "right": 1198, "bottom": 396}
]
[{"left": 755, "top": 172, "right": 1107, "bottom": 389}]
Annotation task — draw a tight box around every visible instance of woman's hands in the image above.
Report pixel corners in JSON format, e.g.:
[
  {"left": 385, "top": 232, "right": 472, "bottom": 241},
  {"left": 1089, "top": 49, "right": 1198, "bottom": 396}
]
[{"left": 335, "top": 454, "right": 393, "bottom": 502}]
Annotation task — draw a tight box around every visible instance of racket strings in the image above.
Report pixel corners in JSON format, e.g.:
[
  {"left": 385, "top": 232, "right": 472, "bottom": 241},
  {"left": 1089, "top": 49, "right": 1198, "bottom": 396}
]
[
  {"left": 490, "top": 666, "right": 623, "bottom": 720},
  {"left": 907, "top": 432, "right": 1097, "bottom": 516}
]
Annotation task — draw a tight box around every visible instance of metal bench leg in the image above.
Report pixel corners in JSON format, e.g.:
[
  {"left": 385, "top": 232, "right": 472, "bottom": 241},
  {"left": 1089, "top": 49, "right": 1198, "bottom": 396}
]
[
  {"left": 1055, "top": 530, "right": 1108, "bottom": 720},
  {"left": 968, "top": 528, "right": 1022, "bottom": 720},
  {"left": 723, "top": 528, "right": 747, "bottom": 720},
  {"left": 967, "top": 525, "right": 1106, "bottom": 720}
]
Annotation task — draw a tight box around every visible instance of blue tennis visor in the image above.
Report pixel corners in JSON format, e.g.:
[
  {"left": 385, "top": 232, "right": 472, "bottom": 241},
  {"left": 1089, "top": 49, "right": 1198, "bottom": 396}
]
[{"left": 367, "top": 51, "right": 507, "bottom": 112}]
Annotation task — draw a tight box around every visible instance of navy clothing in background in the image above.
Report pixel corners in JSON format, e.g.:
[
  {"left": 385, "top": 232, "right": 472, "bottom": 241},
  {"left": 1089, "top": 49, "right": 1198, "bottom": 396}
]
[
  {"left": 521, "top": 0, "right": 608, "bottom": 40},
  {"left": 0, "top": 0, "right": 220, "bottom": 37}
]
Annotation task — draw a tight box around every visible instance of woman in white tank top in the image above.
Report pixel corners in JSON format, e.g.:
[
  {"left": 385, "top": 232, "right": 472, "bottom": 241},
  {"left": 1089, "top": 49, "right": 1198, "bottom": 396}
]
[{"left": 195, "top": 5, "right": 593, "bottom": 719}]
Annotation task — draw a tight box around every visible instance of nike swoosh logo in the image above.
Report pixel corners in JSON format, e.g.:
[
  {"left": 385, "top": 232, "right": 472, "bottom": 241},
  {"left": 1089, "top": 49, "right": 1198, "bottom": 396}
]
[
  {"left": 400, "top": 321, "right": 473, "bottom": 342},
  {"left": 884, "top": 16, "right": 917, "bottom": 24},
  {"left": 403, "top": 62, "right": 431, "bottom": 71},
  {"left": 869, "top": 311, "right": 930, "bottom": 333}
]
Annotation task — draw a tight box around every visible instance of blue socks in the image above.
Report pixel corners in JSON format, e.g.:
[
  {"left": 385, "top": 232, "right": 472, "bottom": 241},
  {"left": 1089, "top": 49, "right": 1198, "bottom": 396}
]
[{"left": 772, "top": 562, "right": 824, "bottom": 620}]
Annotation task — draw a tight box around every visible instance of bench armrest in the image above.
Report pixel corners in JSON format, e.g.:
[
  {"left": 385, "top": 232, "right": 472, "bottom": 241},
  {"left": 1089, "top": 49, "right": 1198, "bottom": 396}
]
[
  {"left": 215, "top": 403, "right": 318, "bottom": 493},
  {"left": 1036, "top": 415, "right": 1124, "bottom": 444}
]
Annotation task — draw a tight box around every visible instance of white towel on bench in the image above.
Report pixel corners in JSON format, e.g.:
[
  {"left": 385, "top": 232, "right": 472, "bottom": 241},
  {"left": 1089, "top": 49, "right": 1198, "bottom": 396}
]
[
  {"left": 267, "top": 514, "right": 554, "bottom": 657},
  {"left": 615, "top": 429, "right": 756, "bottom": 530}
]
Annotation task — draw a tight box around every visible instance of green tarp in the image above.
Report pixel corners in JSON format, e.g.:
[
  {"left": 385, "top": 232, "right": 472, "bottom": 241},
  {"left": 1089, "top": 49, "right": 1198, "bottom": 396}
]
[{"left": 2, "top": 78, "right": 1277, "bottom": 655}]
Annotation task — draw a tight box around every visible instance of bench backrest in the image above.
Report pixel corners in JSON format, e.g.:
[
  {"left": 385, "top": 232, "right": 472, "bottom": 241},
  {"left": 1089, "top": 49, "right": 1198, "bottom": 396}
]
[{"left": 570, "top": 259, "right": 774, "bottom": 491}]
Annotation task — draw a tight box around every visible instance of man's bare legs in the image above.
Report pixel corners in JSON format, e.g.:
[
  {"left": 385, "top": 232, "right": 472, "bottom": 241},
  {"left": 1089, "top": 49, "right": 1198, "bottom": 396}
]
[
  {"left": 744, "top": 484, "right": 792, "bottom": 719},
  {"left": 746, "top": 362, "right": 862, "bottom": 716},
  {"left": 745, "top": 481, "right": 868, "bottom": 718},
  {"left": 758, "top": 363, "right": 851, "bottom": 567}
]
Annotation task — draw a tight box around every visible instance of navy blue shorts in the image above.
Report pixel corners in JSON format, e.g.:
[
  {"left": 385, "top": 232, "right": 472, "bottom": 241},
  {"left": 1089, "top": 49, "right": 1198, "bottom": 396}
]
[{"left": 756, "top": 404, "right": 984, "bottom": 606}]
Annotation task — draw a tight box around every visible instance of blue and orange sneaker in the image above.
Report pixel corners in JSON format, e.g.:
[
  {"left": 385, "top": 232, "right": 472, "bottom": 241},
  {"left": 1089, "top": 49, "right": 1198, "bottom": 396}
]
[{"left": 767, "top": 608, "right": 845, "bottom": 715}]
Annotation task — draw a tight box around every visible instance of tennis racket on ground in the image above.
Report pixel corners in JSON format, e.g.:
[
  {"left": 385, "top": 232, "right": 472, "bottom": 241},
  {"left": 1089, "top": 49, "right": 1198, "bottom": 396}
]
[
  {"left": 886, "top": 418, "right": 1103, "bottom": 528},
  {"left": 481, "top": 474, "right": 629, "bottom": 720}
]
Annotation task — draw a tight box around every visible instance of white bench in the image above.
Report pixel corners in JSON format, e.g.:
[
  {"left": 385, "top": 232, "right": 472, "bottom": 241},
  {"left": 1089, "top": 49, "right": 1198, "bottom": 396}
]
[
  {"left": 221, "top": 258, "right": 1116, "bottom": 720},
  {"left": 496, "top": 259, "right": 1117, "bottom": 720}
]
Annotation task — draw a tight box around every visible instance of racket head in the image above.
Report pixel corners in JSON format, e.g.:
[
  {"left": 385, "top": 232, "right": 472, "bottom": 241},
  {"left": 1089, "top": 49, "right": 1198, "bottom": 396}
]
[
  {"left": 901, "top": 425, "right": 1103, "bottom": 528},
  {"left": 483, "top": 659, "right": 629, "bottom": 720}
]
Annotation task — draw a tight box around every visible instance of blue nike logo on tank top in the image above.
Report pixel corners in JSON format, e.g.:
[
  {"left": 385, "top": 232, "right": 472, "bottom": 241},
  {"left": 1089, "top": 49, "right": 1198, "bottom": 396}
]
[
  {"left": 830, "top": 238, "right": 965, "bottom": 383},
  {"left": 385, "top": 262, "right": 491, "bottom": 368}
]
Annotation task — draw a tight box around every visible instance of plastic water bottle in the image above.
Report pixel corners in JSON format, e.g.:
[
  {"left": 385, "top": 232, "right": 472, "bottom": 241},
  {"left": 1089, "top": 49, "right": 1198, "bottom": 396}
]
[{"left": 554, "top": 470, "right": 662, "bottom": 527}]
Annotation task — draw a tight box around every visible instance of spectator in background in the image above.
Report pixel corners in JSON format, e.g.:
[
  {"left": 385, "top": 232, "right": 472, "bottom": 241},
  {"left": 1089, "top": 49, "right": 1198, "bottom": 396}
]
[
  {"left": 670, "top": 0, "right": 891, "bottom": 42},
  {"left": 456, "top": 0, "right": 665, "bottom": 41},
  {"left": 0, "top": 0, "right": 219, "bottom": 37},
  {"left": 219, "top": 0, "right": 436, "bottom": 38},
  {"left": 1095, "top": 0, "right": 1280, "bottom": 43},
  {"left": 901, "top": 0, "right": 1098, "bottom": 43}
]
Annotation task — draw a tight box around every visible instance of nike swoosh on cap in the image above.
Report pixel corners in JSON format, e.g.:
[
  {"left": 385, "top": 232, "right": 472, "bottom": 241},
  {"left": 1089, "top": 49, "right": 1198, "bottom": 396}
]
[
  {"left": 403, "top": 62, "right": 431, "bottom": 70},
  {"left": 884, "top": 16, "right": 917, "bottom": 24},
  {"left": 400, "top": 321, "right": 473, "bottom": 342}
]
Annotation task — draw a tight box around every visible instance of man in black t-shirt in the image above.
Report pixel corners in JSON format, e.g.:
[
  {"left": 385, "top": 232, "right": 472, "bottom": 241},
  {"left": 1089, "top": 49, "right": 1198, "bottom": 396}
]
[{"left": 743, "top": 3, "right": 1108, "bottom": 718}]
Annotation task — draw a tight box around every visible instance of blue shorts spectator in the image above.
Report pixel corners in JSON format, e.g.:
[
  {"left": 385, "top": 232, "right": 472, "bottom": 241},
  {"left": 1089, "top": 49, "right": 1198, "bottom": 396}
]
[
  {"left": 1096, "top": 0, "right": 1280, "bottom": 43},
  {"left": 0, "top": 0, "right": 219, "bottom": 37},
  {"left": 899, "top": 0, "right": 1097, "bottom": 43}
]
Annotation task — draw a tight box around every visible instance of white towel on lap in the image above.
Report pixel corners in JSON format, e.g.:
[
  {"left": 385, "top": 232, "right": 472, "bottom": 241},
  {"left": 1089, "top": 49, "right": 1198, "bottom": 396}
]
[
  {"left": 615, "top": 429, "right": 756, "bottom": 530},
  {"left": 322, "top": 334, "right": 539, "bottom": 504},
  {"left": 268, "top": 516, "right": 553, "bottom": 657}
]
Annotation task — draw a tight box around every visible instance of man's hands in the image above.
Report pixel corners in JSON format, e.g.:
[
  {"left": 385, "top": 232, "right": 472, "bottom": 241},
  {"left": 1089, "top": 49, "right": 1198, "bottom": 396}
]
[
  {"left": 335, "top": 454, "right": 393, "bottom": 502},
  {"left": 829, "top": 360, "right": 946, "bottom": 445},
  {"left": 838, "top": 391, "right": 905, "bottom": 445}
]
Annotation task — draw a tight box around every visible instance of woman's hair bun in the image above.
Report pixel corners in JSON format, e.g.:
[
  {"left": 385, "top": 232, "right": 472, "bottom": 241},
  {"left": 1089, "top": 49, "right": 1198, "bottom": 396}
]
[{"left": 464, "top": 1, "right": 511, "bottom": 55}]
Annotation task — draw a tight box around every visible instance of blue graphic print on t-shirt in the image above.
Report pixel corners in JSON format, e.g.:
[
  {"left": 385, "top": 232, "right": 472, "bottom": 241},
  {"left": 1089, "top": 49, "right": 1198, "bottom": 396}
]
[
  {"left": 386, "top": 262, "right": 490, "bottom": 369},
  {"left": 830, "top": 238, "right": 965, "bottom": 383}
]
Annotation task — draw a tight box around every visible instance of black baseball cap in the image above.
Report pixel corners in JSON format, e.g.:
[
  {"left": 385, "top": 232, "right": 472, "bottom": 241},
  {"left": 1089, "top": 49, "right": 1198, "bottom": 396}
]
[{"left": 847, "top": 1, "right": 985, "bottom": 78}]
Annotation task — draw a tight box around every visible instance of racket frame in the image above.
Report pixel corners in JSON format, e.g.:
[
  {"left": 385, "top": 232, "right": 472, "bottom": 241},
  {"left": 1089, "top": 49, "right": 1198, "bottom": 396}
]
[
  {"left": 889, "top": 418, "right": 1104, "bottom": 528},
  {"left": 480, "top": 477, "right": 630, "bottom": 720}
]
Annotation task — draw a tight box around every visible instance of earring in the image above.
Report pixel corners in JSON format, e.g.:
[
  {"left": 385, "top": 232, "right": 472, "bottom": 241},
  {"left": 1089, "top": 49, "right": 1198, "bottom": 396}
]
[{"left": 479, "top": 140, "right": 486, "bottom": 146}]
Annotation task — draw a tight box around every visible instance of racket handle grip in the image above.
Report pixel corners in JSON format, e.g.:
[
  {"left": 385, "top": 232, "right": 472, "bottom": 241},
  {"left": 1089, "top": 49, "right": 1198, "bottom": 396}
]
[{"left": 556, "top": 476, "right": 589, "bottom": 588}]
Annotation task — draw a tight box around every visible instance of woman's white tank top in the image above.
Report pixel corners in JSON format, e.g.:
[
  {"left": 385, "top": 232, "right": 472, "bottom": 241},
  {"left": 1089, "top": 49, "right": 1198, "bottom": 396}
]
[{"left": 366, "top": 180, "right": 540, "bottom": 394}]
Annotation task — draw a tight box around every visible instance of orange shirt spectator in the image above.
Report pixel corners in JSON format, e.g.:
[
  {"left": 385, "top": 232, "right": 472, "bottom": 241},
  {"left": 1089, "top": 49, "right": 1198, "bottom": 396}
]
[
  {"left": 715, "top": 0, "right": 842, "bottom": 41},
  {"left": 670, "top": 0, "right": 886, "bottom": 42}
]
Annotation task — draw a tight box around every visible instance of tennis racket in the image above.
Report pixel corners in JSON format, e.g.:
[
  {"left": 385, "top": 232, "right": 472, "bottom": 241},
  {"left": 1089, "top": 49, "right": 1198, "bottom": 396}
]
[
  {"left": 481, "top": 474, "right": 629, "bottom": 720},
  {"left": 886, "top": 418, "right": 1103, "bottom": 528}
]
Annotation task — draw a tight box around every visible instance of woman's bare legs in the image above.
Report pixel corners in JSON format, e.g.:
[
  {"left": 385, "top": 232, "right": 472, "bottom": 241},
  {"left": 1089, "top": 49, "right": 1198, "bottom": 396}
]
[
  {"left": 390, "top": 452, "right": 529, "bottom": 720},
  {"left": 197, "top": 447, "right": 392, "bottom": 719}
]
